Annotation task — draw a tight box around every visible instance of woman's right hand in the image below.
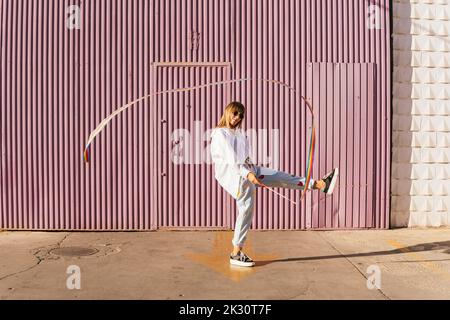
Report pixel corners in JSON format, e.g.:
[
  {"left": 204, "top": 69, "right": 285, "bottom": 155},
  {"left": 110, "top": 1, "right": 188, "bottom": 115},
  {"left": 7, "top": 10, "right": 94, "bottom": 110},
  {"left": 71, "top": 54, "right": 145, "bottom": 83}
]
[{"left": 247, "top": 172, "right": 265, "bottom": 187}]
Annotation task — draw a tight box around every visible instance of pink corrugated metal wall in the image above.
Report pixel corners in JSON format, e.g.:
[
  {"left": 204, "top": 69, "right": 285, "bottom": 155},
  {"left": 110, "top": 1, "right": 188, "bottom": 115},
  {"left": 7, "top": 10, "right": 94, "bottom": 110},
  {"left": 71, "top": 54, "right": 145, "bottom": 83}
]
[{"left": 0, "top": 0, "right": 391, "bottom": 230}]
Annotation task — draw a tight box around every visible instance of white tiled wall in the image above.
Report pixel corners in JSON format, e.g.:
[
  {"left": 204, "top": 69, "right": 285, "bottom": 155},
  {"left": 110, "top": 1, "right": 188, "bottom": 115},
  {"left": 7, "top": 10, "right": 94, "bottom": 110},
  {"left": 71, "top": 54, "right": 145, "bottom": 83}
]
[{"left": 392, "top": 0, "right": 450, "bottom": 227}]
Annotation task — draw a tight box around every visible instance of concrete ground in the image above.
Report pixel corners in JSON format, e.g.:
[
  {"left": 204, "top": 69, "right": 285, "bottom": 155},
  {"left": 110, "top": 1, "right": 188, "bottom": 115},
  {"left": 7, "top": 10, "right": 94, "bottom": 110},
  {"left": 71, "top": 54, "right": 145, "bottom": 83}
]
[{"left": 1, "top": 228, "right": 450, "bottom": 300}]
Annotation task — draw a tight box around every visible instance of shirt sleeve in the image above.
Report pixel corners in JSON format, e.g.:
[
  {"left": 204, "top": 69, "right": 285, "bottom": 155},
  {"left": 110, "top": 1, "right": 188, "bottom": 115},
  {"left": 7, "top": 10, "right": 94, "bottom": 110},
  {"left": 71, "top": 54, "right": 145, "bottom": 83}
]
[{"left": 239, "top": 164, "right": 251, "bottom": 179}]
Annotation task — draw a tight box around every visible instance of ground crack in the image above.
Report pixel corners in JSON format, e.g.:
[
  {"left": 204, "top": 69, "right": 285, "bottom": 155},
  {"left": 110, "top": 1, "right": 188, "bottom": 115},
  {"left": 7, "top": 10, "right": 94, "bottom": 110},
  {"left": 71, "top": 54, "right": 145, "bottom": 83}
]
[
  {"left": 318, "top": 233, "right": 391, "bottom": 300},
  {"left": 0, "top": 232, "right": 71, "bottom": 282}
]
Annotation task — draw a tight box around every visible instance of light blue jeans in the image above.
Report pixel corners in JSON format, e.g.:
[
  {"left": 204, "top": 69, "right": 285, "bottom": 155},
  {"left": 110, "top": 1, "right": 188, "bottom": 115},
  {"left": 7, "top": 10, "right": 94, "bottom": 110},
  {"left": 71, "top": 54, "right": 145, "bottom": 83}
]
[{"left": 232, "top": 165, "right": 315, "bottom": 248}]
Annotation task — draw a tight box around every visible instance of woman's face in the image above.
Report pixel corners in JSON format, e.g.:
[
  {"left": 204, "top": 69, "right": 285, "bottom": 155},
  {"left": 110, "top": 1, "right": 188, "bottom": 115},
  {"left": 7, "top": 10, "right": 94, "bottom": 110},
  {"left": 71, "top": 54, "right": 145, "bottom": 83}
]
[{"left": 229, "top": 110, "right": 244, "bottom": 128}]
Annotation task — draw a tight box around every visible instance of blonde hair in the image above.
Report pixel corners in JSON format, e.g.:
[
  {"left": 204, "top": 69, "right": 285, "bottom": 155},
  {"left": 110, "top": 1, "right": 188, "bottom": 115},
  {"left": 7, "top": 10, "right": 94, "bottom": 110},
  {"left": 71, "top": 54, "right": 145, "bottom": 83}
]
[{"left": 215, "top": 101, "right": 246, "bottom": 129}]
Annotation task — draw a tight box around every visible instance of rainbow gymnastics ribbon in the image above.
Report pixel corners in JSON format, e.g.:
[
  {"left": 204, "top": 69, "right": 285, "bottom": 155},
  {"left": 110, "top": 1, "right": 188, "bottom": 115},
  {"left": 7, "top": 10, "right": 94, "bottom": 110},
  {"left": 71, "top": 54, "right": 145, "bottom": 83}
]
[
  {"left": 300, "top": 97, "right": 316, "bottom": 201},
  {"left": 83, "top": 78, "right": 317, "bottom": 203}
]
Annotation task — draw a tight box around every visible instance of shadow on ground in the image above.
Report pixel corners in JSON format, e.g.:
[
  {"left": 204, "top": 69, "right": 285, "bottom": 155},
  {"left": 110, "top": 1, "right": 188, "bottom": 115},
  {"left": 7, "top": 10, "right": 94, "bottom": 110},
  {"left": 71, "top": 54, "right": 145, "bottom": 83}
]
[{"left": 254, "top": 240, "right": 450, "bottom": 267}]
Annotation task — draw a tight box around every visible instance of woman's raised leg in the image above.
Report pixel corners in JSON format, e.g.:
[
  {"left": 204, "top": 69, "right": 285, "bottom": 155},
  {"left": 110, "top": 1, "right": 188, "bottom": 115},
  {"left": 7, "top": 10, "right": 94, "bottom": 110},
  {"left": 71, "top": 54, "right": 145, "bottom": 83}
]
[{"left": 253, "top": 166, "right": 316, "bottom": 191}]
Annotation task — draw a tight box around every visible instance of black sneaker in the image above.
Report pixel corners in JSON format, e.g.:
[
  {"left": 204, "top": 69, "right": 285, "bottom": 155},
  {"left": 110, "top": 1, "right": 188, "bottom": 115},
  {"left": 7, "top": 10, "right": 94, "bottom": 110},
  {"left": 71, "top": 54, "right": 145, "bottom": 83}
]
[
  {"left": 321, "top": 168, "right": 339, "bottom": 194},
  {"left": 229, "top": 251, "right": 255, "bottom": 267}
]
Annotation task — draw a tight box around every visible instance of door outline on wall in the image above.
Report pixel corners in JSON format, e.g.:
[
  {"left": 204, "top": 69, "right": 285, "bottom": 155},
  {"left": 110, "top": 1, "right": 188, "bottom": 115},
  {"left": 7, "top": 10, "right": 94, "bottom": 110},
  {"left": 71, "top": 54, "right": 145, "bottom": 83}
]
[
  {"left": 150, "top": 62, "right": 233, "bottom": 230},
  {"left": 306, "top": 62, "right": 377, "bottom": 229}
]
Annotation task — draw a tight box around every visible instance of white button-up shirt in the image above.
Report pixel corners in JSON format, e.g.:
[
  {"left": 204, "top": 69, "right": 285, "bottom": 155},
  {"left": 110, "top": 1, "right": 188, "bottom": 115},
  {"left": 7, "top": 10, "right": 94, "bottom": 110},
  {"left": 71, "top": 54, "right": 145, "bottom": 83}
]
[{"left": 210, "top": 127, "right": 254, "bottom": 199}]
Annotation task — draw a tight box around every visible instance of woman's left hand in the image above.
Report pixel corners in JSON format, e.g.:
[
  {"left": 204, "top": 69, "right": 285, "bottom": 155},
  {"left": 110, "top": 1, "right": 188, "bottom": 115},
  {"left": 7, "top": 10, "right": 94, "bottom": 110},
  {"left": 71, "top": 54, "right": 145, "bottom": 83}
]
[{"left": 247, "top": 172, "right": 265, "bottom": 187}]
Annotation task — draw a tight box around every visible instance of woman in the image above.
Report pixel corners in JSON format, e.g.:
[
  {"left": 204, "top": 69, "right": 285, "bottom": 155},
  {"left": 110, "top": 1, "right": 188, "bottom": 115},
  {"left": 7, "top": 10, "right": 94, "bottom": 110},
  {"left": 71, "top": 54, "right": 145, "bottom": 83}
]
[{"left": 210, "top": 101, "right": 338, "bottom": 267}]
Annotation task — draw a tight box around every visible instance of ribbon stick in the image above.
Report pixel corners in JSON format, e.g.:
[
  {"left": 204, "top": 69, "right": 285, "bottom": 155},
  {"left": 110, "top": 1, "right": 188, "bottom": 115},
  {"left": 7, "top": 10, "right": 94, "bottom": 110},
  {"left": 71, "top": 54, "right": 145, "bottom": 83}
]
[{"left": 262, "top": 185, "right": 298, "bottom": 206}]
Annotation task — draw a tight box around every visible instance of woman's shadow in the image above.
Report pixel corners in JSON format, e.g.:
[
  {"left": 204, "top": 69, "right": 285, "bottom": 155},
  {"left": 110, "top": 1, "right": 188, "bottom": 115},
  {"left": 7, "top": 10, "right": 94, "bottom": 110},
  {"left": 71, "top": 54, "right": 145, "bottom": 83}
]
[{"left": 254, "top": 240, "right": 450, "bottom": 267}]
